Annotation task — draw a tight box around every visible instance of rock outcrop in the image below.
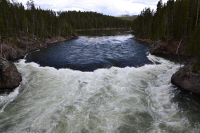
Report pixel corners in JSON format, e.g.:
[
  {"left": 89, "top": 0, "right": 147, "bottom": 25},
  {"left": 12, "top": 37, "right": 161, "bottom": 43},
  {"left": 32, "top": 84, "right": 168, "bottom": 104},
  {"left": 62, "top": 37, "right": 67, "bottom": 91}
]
[
  {"left": 1, "top": 44, "right": 25, "bottom": 61},
  {"left": 148, "top": 39, "right": 200, "bottom": 95},
  {"left": 0, "top": 58, "right": 22, "bottom": 90},
  {"left": 135, "top": 37, "right": 200, "bottom": 95},
  {"left": 149, "top": 40, "right": 186, "bottom": 55},
  {"left": 171, "top": 58, "right": 200, "bottom": 95},
  {"left": 0, "top": 33, "right": 78, "bottom": 92}
]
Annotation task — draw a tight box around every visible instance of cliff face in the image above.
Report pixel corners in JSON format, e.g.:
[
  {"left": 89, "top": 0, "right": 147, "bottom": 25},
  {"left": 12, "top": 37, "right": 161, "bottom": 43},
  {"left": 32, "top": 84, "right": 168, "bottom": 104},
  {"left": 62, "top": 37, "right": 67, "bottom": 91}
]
[{"left": 0, "top": 33, "right": 78, "bottom": 92}]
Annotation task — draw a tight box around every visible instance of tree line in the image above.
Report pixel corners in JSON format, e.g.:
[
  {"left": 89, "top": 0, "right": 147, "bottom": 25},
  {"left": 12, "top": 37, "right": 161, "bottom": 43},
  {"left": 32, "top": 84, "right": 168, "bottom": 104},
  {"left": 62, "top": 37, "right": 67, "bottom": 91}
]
[
  {"left": 0, "top": 0, "right": 66, "bottom": 39},
  {"left": 132, "top": 0, "right": 200, "bottom": 57},
  {"left": 59, "top": 11, "right": 132, "bottom": 30},
  {"left": 0, "top": 0, "right": 132, "bottom": 41}
]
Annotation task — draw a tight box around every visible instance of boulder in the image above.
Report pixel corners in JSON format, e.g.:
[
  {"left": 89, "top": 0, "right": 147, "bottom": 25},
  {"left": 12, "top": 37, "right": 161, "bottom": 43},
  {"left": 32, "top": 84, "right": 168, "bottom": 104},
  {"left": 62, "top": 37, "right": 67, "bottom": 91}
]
[
  {"left": 0, "top": 34, "right": 78, "bottom": 92},
  {"left": 1, "top": 44, "right": 25, "bottom": 61},
  {"left": 171, "top": 58, "right": 200, "bottom": 95},
  {"left": 0, "top": 58, "right": 22, "bottom": 90}
]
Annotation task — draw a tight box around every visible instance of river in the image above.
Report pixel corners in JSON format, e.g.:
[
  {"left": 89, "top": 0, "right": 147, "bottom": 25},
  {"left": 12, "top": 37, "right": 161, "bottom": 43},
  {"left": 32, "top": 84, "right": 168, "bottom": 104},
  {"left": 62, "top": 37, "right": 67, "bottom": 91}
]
[{"left": 0, "top": 30, "right": 200, "bottom": 133}]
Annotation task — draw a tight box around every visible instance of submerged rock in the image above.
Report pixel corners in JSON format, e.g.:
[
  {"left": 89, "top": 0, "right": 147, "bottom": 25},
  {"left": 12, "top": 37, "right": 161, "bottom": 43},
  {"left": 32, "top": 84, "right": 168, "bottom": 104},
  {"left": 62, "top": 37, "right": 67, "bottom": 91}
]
[
  {"left": 171, "top": 58, "right": 200, "bottom": 95},
  {"left": 0, "top": 58, "right": 22, "bottom": 90}
]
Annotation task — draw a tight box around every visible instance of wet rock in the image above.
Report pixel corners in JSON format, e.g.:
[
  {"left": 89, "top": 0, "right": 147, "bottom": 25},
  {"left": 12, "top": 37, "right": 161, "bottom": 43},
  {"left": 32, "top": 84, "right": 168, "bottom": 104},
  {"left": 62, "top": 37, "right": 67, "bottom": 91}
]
[
  {"left": 1, "top": 44, "right": 25, "bottom": 61},
  {"left": 0, "top": 58, "right": 22, "bottom": 90},
  {"left": 171, "top": 58, "right": 200, "bottom": 95},
  {"left": 0, "top": 34, "right": 78, "bottom": 92}
]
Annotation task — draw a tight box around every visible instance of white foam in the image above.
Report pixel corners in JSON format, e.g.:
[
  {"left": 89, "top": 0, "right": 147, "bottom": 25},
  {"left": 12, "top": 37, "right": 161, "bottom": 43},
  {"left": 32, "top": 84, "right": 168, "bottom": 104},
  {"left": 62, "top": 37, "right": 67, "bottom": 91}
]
[
  {"left": 0, "top": 55, "right": 197, "bottom": 133},
  {"left": 0, "top": 87, "right": 19, "bottom": 113}
]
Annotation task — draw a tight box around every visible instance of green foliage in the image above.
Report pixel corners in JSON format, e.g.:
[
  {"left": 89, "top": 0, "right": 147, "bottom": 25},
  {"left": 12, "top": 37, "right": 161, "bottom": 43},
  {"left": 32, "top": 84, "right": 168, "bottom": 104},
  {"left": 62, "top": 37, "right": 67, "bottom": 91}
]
[
  {"left": 192, "top": 61, "right": 200, "bottom": 73},
  {"left": 11, "top": 37, "right": 19, "bottom": 46},
  {"left": 132, "top": 8, "right": 153, "bottom": 38},
  {"left": 133, "top": 0, "right": 199, "bottom": 40},
  {"left": 59, "top": 11, "right": 132, "bottom": 30},
  {"left": 132, "top": 0, "right": 200, "bottom": 57},
  {"left": 0, "top": 0, "right": 132, "bottom": 41},
  {"left": 117, "top": 15, "right": 137, "bottom": 21},
  {"left": 187, "top": 24, "right": 200, "bottom": 57},
  {"left": 173, "top": 0, "right": 189, "bottom": 39}
]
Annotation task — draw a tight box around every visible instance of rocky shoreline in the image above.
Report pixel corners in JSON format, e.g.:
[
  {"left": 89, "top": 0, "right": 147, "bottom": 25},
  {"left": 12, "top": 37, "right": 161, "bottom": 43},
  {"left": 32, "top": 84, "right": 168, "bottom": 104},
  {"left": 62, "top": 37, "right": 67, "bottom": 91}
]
[
  {"left": 148, "top": 40, "right": 200, "bottom": 95},
  {"left": 1, "top": 34, "right": 200, "bottom": 95},
  {"left": 0, "top": 33, "right": 78, "bottom": 92},
  {"left": 171, "top": 58, "right": 200, "bottom": 95},
  {"left": 0, "top": 57, "right": 22, "bottom": 92}
]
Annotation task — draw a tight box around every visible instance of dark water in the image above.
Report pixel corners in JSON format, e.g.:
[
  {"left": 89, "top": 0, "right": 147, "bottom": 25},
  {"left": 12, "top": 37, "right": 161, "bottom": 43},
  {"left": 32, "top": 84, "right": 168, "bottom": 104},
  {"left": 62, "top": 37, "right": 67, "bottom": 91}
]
[
  {"left": 25, "top": 30, "right": 152, "bottom": 71},
  {"left": 1, "top": 30, "right": 200, "bottom": 133}
]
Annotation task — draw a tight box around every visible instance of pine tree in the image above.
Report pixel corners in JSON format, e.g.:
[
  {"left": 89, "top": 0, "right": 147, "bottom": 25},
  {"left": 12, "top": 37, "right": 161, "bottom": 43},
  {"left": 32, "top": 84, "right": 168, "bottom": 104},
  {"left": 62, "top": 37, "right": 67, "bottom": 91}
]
[
  {"left": 187, "top": 24, "right": 200, "bottom": 57},
  {"left": 196, "top": 0, "right": 200, "bottom": 25}
]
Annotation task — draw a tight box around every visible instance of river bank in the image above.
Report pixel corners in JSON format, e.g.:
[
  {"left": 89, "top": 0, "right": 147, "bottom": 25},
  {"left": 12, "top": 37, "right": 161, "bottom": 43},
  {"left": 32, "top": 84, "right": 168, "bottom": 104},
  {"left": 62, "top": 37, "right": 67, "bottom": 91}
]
[
  {"left": 75, "top": 28, "right": 131, "bottom": 31},
  {"left": 2, "top": 32, "right": 199, "bottom": 132},
  {"left": 136, "top": 37, "right": 200, "bottom": 95},
  {"left": 0, "top": 32, "right": 78, "bottom": 92}
]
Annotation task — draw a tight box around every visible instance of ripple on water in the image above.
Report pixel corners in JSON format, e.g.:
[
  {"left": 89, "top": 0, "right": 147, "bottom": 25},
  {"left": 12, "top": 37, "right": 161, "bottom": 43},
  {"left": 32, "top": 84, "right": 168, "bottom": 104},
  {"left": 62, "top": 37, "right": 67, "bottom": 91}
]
[
  {"left": 0, "top": 33, "right": 200, "bottom": 132},
  {"left": 25, "top": 34, "right": 152, "bottom": 71}
]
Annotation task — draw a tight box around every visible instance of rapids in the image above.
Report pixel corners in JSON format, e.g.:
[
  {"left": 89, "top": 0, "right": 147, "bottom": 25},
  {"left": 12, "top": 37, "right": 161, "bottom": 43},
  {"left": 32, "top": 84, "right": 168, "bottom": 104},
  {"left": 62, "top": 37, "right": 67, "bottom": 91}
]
[{"left": 0, "top": 30, "right": 200, "bottom": 133}]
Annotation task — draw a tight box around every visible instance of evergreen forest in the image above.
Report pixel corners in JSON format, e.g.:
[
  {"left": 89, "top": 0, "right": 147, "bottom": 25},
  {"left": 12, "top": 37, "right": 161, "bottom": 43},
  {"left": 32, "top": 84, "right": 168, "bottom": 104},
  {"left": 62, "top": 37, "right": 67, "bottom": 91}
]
[
  {"left": 0, "top": 0, "right": 132, "bottom": 41},
  {"left": 132, "top": 0, "right": 200, "bottom": 57}
]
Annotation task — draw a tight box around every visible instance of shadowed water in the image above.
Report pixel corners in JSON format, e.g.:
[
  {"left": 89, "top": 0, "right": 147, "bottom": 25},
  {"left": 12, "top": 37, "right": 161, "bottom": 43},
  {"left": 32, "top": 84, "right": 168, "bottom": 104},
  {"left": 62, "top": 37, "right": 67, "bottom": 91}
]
[
  {"left": 0, "top": 30, "right": 200, "bottom": 133},
  {"left": 25, "top": 30, "right": 152, "bottom": 71}
]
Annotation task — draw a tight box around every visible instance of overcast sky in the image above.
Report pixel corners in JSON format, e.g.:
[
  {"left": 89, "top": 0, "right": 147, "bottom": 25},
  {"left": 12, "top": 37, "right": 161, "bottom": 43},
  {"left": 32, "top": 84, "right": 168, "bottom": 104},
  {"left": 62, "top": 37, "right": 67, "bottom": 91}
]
[{"left": 17, "top": 0, "right": 168, "bottom": 16}]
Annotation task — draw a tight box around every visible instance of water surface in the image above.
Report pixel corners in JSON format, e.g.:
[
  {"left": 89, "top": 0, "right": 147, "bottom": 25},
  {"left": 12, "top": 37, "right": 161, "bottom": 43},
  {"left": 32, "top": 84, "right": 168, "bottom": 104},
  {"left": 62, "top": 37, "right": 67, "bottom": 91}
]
[
  {"left": 0, "top": 30, "right": 200, "bottom": 133},
  {"left": 25, "top": 30, "right": 152, "bottom": 71}
]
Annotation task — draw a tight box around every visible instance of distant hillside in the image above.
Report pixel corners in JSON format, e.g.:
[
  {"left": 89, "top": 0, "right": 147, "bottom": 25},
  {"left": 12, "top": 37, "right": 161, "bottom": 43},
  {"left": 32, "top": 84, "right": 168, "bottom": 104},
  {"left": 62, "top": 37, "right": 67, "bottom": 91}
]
[
  {"left": 117, "top": 15, "right": 137, "bottom": 21},
  {"left": 0, "top": 0, "right": 133, "bottom": 41},
  {"left": 59, "top": 11, "right": 133, "bottom": 29}
]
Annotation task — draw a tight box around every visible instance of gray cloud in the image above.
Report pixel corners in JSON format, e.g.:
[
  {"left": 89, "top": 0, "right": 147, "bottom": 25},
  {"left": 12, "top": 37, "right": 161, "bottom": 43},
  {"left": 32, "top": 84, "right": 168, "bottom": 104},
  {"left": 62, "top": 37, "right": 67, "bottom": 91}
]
[{"left": 17, "top": 0, "right": 168, "bottom": 16}]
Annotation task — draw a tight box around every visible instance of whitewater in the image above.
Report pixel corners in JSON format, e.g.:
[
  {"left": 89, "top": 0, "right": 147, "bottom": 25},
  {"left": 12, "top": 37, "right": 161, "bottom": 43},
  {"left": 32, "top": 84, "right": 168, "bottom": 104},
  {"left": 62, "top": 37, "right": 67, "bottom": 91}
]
[{"left": 0, "top": 31, "right": 200, "bottom": 133}]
